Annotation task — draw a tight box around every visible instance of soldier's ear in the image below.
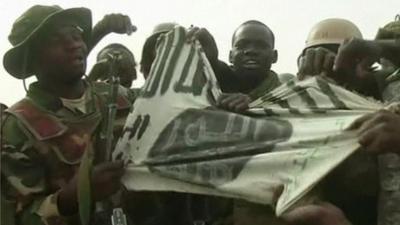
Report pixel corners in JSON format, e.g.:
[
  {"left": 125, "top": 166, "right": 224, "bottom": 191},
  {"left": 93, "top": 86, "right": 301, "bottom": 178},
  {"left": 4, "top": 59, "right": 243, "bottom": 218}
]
[
  {"left": 229, "top": 50, "right": 233, "bottom": 64},
  {"left": 272, "top": 50, "right": 278, "bottom": 64}
]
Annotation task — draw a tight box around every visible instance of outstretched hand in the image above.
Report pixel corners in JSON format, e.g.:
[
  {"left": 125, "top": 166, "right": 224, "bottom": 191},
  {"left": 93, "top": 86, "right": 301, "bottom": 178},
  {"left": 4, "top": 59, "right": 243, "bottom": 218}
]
[
  {"left": 97, "top": 13, "right": 136, "bottom": 35},
  {"left": 217, "top": 93, "right": 252, "bottom": 113},
  {"left": 347, "top": 110, "right": 400, "bottom": 154},
  {"left": 58, "top": 161, "right": 125, "bottom": 216},
  {"left": 186, "top": 26, "right": 219, "bottom": 65}
]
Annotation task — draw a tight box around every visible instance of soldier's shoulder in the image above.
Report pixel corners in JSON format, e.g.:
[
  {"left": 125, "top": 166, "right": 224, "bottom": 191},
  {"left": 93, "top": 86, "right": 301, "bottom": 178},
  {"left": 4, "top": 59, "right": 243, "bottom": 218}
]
[
  {"left": 382, "top": 68, "right": 400, "bottom": 102},
  {"left": 2, "top": 111, "right": 30, "bottom": 149},
  {"left": 278, "top": 73, "right": 296, "bottom": 83},
  {"left": 91, "top": 81, "right": 133, "bottom": 109},
  {"left": 92, "top": 82, "right": 132, "bottom": 99}
]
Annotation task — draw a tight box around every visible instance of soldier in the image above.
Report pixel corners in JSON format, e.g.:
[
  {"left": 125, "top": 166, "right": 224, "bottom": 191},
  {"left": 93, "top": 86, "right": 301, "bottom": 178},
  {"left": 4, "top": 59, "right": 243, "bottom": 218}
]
[
  {"left": 183, "top": 21, "right": 280, "bottom": 112},
  {"left": 280, "top": 19, "right": 377, "bottom": 225},
  {"left": 1, "top": 5, "right": 134, "bottom": 225},
  {"left": 215, "top": 20, "right": 281, "bottom": 112},
  {"left": 336, "top": 36, "right": 400, "bottom": 225},
  {"left": 283, "top": 28, "right": 400, "bottom": 225},
  {"left": 88, "top": 43, "right": 139, "bottom": 102},
  {"left": 183, "top": 22, "right": 288, "bottom": 225},
  {"left": 91, "top": 43, "right": 137, "bottom": 88},
  {"left": 296, "top": 18, "right": 367, "bottom": 89},
  {"left": 375, "top": 14, "right": 400, "bottom": 71}
]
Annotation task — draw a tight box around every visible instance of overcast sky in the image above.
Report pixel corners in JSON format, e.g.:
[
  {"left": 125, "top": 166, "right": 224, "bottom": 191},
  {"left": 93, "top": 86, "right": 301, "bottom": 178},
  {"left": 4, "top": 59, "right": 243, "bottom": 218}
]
[{"left": 0, "top": 0, "right": 399, "bottom": 106}]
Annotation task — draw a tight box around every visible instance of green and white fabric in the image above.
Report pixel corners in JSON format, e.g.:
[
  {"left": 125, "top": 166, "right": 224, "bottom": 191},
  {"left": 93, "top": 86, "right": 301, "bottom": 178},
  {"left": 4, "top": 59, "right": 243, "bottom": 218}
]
[{"left": 113, "top": 26, "right": 383, "bottom": 216}]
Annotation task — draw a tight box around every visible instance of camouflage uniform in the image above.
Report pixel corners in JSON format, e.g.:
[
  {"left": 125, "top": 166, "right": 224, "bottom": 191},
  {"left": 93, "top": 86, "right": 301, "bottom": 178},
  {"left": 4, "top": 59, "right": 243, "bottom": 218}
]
[
  {"left": 1, "top": 81, "right": 132, "bottom": 225},
  {"left": 376, "top": 68, "right": 400, "bottom": 225}
]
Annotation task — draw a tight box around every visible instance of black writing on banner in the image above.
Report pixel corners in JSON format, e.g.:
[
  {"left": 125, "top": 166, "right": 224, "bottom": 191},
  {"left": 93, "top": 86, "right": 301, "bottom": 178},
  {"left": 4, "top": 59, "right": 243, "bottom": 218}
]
[
  {"left": 124, "top": 114, "right": 151, "bottom": 141},
  {"left": 141, "top": 27, "right": 207, "bottom": 98},
  {"left": 150, "top": 156, "right": 250, "bottom": 187},
  {"left": 145, "top": 108, "right": 293, "bottom": 186}
]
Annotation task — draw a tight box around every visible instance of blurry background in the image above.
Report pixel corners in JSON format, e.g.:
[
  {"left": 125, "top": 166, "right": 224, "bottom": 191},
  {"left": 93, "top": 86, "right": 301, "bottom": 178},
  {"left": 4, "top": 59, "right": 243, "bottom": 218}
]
[{"left": 0, "top": 0, "right": 399, "bottom": 105}]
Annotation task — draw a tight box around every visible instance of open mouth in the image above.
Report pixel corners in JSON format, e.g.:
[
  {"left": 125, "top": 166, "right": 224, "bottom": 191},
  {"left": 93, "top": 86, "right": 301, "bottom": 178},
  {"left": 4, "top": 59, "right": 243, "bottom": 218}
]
[
  {"left": 242, "top": 59, "right": 261, "bottom": 69},
  {"left": 71, "top": 55, "right": 85, "bottom": 65}
]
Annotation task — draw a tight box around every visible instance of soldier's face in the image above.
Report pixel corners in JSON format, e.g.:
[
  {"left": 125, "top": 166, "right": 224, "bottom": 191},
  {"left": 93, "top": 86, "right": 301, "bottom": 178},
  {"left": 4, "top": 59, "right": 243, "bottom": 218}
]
[
  {"left": 33, "top": 23, "right": 88, "bottom": 83},
  {"left": 98, "top": 49, "right": 137, "bottom": 88},
  {"left": 230, "top": 24, "right": 277, "bottom": 73}
]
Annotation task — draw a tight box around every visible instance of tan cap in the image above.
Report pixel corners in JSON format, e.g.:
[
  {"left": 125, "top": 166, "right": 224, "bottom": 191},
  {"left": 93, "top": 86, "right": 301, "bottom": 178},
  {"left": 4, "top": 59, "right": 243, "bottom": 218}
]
[{"left": 305, "top": 18, "right": 362, "bottom": 48}]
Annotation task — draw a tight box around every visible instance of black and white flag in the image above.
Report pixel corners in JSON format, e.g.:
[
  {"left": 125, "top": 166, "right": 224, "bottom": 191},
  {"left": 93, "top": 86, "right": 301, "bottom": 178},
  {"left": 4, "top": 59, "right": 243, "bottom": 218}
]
[{"left": 113, "top": 26, "right": 382, "bottom": 215}]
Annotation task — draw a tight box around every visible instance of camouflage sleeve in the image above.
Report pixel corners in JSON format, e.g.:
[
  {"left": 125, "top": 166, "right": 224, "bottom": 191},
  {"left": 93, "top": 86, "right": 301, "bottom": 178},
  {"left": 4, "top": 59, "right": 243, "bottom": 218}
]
[
  {"left": 1, "top": 115, "right": 67, "bottom": 225},
  {"left": 382, "top": 70, "right": 400, "bottom": 103}
]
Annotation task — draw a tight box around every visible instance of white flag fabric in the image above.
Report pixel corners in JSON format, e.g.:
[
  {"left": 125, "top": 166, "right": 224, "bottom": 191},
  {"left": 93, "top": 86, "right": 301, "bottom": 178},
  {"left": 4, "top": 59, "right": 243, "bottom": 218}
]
[{"left": 113, "top": 26, "right": 382, "bottom": 216}]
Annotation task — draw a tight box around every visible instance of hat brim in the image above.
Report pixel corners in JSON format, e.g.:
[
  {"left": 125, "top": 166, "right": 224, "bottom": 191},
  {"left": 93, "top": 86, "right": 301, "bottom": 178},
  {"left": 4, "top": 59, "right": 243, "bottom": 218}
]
[{"left": 3, "top": 7, "right": 92, "bottom": 79}]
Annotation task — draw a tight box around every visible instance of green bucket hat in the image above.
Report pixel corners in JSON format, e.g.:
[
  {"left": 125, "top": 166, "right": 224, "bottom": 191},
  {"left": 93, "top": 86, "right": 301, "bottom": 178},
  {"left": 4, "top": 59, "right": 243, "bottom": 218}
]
[{"left": 3, "top": 5, "right": 92, "bottom": 79}]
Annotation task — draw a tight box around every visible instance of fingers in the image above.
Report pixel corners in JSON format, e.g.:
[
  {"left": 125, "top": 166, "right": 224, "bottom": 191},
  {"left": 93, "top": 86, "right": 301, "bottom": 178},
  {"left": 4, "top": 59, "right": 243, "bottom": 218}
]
[
  {"left": 334, "top": 38, "right": 354, "bottom": 71},
  {"left": 186, "top": 26, "right": 200, "bottom": 43},
  {"left": 322, "top": 52, "right": 335, "bottom": 73},
  {"left": 217, "top": 93, "right": 251, "bottom": 112},
  {"left": 228, "top": 96, "right": 250, "bottom": 112},
  {"left": 92, "top": 161, "right": 125, "bottom": 201},
  {"left": 297, "top": 57, "right": 307, "bottom": 81},
  {"left": 282, "top": 202, "right": 350, "bottom": 225},
  {"left": 346, "top": 110, "right": 400, "bottom": 154},
  {"left": 358, "top": 123, "right": 386, "bottom": 153},
  {"left": 103, "top": 14, "right": 136, "bottom": 35},
  {"left": 123, "top": 15, "right": 136, "bottom": 35},
  {"left": 346, "top": 113, "right": 374, "bottom": 130},
  {"left": 218, "top": 93, "right": 239, "bottom": 105},
  {"left": 282, "top": 204, "right": 324, "bottom": 224},
  {"left": 357, "top": 110, "right": 391, "bottom": 134},
  {"left": 298, "top": 48, "right": 335, "bottom": 80},
  {"left": 313, "top": 48, "right": 325, "bottom": 74},
  {"left": 302, "top": 48, "right": 315, "bottom": 75}
]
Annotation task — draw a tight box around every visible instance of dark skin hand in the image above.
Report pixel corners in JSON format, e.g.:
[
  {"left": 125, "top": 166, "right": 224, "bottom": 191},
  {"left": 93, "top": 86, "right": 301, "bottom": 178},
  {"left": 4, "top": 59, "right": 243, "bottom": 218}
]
[
  {"left": 217, "top": 93, "right": 252, "bottom": 113},
  {"left": 347, "top": 110, "right": 400, "bottom": 154},
  {"left": 57, "top": 160, "right": 124, "bottom": 216},
  {"left": 334, "top": 38, "right": 382, "bottom": 79},
  {"left": 186, "top": 26, "right": 219, "bottom": 67},
  {"left": 334, "top": 38, "right": 400, "bottom": 78},
  {"left": 298, "top": 47, "right": 336, "bottom": 81},
  {"left": 89, "top": 14, "right": 136, "bottom": 52},
  {"left": 282, "top": 202, "right": 352, "bottom": 225}
]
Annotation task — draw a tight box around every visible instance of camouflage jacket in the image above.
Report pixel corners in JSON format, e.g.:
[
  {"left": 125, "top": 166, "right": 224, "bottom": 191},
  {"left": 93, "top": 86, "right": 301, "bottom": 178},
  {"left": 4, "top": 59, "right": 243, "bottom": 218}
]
[
  {"left": 1, "top": 81, "right": 132, "bottom": 225},
  {"left": 376, "top": 68, "right": 400, "bottom": 225}
]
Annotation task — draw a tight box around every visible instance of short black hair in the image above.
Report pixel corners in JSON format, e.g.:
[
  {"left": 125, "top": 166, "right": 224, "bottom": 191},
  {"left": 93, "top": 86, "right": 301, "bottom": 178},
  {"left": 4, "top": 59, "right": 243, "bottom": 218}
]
[
  {"left": 97, "top": 43, "right": 135, "bottom": 62},
  {"left": 231, "top": 20, "right": 275, "bottom": 47}
]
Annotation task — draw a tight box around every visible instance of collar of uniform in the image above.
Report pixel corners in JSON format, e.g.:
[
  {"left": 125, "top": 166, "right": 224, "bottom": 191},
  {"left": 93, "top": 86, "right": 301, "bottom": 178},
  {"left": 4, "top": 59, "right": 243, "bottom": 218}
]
[
  {"left": 248, "top": 70, "right": 280, "bottom": 100},
  {"left": 386, "top": 67, "right": 400, "bottom": 82},
  {"left": 26, "top": 80, "right": 96, "bottom": 113}
]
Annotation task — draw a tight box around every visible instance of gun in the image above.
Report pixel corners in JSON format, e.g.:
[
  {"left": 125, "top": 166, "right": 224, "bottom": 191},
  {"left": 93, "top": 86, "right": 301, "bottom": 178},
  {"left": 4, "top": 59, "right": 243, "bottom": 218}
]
[
  {"left": 95, "top": 52, "right": 128, "bottom": 225},
  {"left": 100, "top": 52, "right": 120, "bottom": 162}
]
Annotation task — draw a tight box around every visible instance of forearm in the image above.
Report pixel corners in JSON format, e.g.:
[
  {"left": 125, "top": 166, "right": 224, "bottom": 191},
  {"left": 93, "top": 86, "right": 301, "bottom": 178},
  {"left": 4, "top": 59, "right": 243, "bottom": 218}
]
[
  {"left": 376, "top": 39, "right": 400, "bottom": 67},
  {"left": 88, "top": 22, "right": 109, "bottom": 52}
]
